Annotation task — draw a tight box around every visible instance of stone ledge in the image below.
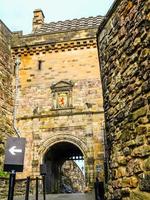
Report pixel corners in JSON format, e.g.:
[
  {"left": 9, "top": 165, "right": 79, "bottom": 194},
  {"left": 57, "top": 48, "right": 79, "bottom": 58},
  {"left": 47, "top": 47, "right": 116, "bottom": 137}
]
[{"left": 17, "top": 110, "right": 104, "bottom": 120}]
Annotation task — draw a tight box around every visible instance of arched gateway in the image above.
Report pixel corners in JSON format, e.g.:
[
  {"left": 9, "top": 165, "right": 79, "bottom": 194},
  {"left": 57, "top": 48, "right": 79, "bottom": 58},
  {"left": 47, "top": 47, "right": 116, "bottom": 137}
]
[
  {"left": 40, "top": 136, "right": 86, "bottom": 193},
  {"left": 12, "top": 9, "right": 104, "bottom": 193}
]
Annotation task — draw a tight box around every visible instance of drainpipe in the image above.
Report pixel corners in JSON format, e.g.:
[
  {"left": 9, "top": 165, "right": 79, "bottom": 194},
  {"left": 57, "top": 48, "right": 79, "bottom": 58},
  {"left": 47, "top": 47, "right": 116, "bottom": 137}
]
[{"left": 13, "top": 57, "right": 21, "bottom": 138}]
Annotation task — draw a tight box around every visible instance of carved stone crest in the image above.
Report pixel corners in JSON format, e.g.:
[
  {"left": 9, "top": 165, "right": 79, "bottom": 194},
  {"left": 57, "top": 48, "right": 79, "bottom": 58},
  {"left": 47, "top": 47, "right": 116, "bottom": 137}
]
[{"left": 51, "top": 80, "right": 73, "bottom": 109}]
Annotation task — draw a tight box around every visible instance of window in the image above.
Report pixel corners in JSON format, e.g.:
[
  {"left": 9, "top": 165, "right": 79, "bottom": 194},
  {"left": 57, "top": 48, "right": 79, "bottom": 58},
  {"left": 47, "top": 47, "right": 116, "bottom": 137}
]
[{"left": 38, "top": 60, "right": 44, "bottom": 70}]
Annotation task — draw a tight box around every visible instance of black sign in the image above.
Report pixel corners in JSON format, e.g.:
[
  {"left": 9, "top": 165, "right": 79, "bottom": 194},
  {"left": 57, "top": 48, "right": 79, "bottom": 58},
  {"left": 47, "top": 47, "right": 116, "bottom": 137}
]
[{"left": 4, "top": 137, "right": 26, "bottom": 172}]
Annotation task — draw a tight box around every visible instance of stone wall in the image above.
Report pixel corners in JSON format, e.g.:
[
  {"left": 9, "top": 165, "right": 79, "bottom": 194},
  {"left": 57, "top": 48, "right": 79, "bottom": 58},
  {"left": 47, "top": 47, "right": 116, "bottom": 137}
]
[
  {"left": 0, "top": 21, "right": 14, "bottom": 170},
  {"left": 61, "top": 160, "right": 85, "bottom": 192},
  {"left": 0, "top": 177, "right": 41, "bottom": 199},
  {"left": 97, "top": 0, "right": 150, "bottom": 199},
  {"left": 0, "top": 177, "right": 8, "bottom": 199}
]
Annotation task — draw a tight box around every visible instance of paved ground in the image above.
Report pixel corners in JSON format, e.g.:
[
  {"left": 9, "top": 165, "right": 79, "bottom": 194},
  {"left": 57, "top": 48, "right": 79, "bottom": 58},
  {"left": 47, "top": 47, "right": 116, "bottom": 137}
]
[{"left": 14, "top": 193, "right": 89, "bottom": 200}]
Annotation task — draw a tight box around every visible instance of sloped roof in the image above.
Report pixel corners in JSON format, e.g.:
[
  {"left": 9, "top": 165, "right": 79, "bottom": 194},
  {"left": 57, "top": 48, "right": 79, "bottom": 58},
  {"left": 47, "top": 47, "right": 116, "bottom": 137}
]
[{"left": 34, "top": 15, "right": 103, "bottom": 34}]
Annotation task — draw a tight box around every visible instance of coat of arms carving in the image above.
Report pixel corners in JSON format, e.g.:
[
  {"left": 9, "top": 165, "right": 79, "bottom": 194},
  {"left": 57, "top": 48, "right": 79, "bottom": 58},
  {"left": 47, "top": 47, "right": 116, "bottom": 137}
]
[{"left": 51, "top": 81, "right": 73, "bottom": 109}]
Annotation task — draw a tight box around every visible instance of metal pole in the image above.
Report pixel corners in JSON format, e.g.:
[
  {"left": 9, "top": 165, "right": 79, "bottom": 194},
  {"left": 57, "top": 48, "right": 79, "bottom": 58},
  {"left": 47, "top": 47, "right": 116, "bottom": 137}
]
[
  {"left": 42, "top": 175, "right": 46, "bottom": 200},
  {"left": 8, "top": 170, "right": 16, "bottom": 200},
  {"left": 36, "top": 177, "right": 39, "bottom": 200},
  {"left": 13, "top": 57, "right": 21, "bottom": 137},
  {"left": 94, "top": 179, "right": 104, "bottom": 200},
  {"left": 94, "top": 178, "right": 100, "bottom": 200},
  {"left": 25, "top": 176, "right": 30, "bottom": 200}
]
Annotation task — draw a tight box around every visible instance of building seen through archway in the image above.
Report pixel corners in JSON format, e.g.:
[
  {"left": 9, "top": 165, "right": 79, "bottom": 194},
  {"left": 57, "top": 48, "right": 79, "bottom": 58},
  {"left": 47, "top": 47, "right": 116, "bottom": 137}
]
[{"left": 43, "top": 142, "right": 85, "bottom": 193}]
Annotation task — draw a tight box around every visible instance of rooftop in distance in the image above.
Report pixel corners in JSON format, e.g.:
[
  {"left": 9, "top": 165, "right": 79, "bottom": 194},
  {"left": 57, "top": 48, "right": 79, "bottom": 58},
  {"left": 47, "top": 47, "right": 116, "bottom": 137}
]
[{"left": 32, "top": 9, "right": 104, "bottom": 34}]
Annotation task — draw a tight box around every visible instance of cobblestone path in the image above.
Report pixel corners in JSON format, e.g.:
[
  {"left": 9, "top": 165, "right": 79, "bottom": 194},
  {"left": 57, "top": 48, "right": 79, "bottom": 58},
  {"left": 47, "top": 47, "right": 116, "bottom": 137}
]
[{"left": 14, "top": 193, "right": 88, "bottom": 200}]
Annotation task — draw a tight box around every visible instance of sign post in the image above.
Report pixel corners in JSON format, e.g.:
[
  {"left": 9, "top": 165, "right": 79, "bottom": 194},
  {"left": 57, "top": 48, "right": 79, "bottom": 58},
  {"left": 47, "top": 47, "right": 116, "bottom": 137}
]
[
  {"left": 25, "top": 176, "right": 30, "bottom": 200},
  {"left": 7, "top": 170, "right": 16, "bottom": 200},
  {"left": 36, "top": 177, "right": 39, "bottom": 200},
  {"left": 4, "top": 137, "right": 26, "bottom": 200}
]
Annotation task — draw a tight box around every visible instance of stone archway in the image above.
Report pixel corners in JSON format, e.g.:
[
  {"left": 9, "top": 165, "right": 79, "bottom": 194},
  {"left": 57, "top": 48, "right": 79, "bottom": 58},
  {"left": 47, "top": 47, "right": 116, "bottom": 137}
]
[
  {"left": 39, "top": 134, "right": 88, "bottom": 157},
  {"left": 38, "top": 134, "right": 89, "bottom": 193}
]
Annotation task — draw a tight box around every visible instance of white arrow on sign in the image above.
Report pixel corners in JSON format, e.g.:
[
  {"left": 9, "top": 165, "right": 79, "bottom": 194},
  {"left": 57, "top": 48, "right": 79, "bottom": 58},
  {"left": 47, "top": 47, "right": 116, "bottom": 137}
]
[{"left": 9, "top": 146, "right": 22, "bottom": 155}]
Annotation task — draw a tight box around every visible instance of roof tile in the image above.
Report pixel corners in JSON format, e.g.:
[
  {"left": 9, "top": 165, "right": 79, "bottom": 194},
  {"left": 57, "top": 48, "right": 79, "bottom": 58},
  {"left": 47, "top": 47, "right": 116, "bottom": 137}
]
[{"left": 34, "top": 15, "right": 103, "bottom": 34}]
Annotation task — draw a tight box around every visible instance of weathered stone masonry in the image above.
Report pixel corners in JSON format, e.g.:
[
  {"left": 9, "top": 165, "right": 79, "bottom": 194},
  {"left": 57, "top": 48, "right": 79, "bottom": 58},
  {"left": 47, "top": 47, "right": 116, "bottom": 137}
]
[
  {"left": 0, "top": 21, "right": 14, "bottom": 170},
  {"left": 97, "top": 0, "right": 150, "bottom": 199},
  {"left": 10, "top": 11, "right": 105, "bottom": 192},
  {"left": 1, "top": 0, "right": 149, "bottom": 198}
]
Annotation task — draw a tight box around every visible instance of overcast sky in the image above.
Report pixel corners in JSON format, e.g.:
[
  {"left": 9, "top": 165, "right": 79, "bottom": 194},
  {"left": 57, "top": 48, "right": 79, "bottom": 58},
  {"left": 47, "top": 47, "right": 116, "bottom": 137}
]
[{"left": 0, "top": 0, "right": 114, "bottom": 34}]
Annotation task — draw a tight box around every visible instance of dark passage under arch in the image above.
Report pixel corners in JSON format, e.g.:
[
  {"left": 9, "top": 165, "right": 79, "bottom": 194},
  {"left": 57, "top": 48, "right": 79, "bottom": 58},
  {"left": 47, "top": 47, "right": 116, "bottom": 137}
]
[{"left": 43, "top": 141, "right": 85, "bottom": 193}]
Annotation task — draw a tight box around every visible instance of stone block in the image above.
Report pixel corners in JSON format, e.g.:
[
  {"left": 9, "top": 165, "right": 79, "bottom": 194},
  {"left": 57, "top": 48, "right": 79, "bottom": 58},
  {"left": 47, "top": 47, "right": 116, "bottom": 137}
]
[
  {"left": 135, "top": 135, "right": 144, "bottom": 146},
  {"left": 142, "top": 79, "right": 150, "bottom": 93},
  {"left": 117, "top": 156, "right": 127, "bottom": 165},
  {"left": 123, "top": 147, "right": 131, "bottom": 156},
  {"left": 32, "top": 160, "right": 39, "bottom": 167},
  {"left": 114, "top": 111, "right": 125, "bottom": 124},
  {"left": 120, "top": 130, "right": 131, "bottom": 142},
  {"left": 137, "top": 116, "right": 149, "bottom": 124},
  {"left": 113, "top": 189, "right": 122, "bottom": 200},
  {"left": 122, "top": 176, "right": 138, "bottom": 188},
  {"left": 130, "top": 176, "right": 138, "bottom": 188},
  {"left": 122, "top": 177, "right": 131, "bottom": 188},
  {"left": 139, "top": 173, "right": 150, "bottom": 192},
  {"left": 110, "top": 161, "right": 119, "bottom": 168},
  {"left": 136, "top": 126, "right": 147, "bottom": 135},
  {"left": 87, "top": 157, "right": 94, "bottom": 165},
  {"left": 132, "top": 107, "right": 147, "bottom": 121},
  {"left": 132, "top": 145, "right": 150, "bottom": 157},
  {"left": 117, "top": 167, "right": 127, "bottom": 178},
  {"left": 133, "top": 160, "right": 143, "bottom": 174},
  {"left": 147, "top": 137, "right": 150, "bottom": 145},
  {"left": 121, "top": 187, "right": 130, "bottom": 197},
  {"left": 126, "top": 139, "right": 136, "bottom": 147},
  {"left": 130, "top": 190, "right": 150, "bottom": 200},
  {"left": 130, "top": 97, "right": 146, "bottom": 112},
  {"left": 144, "top": 157, "right": 150, "bottom": 171}
]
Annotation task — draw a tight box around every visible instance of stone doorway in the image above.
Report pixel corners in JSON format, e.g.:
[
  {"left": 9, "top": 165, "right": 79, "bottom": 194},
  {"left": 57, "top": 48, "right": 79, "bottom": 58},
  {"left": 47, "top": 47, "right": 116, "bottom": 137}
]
[{"left": 43, "top": 142, "right": 85, "bottom": 194}]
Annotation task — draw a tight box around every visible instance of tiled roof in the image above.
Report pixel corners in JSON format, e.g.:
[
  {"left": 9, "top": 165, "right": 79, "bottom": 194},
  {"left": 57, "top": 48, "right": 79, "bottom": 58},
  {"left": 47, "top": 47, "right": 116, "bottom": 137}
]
[{"left": 34, "top": 16, "right": 104, "bottom": 34}]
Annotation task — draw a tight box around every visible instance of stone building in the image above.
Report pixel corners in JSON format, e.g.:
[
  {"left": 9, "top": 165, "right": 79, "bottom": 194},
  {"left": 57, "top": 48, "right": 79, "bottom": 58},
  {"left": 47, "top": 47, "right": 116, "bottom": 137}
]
[
  {"left": 0, "top": 21, "right": 15, "bottom": 171},
  {"left": 61, "top": 160, "right": 85, "bottom": 192},
  {"left": 11, "top": 10, "right": 104, "bottom": 193},
  {"left": 1, "top": 0, "right": 149, "bottom": 199},
  {"left": 97, "top": 0, "right": 150, "bottom": 199}
]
